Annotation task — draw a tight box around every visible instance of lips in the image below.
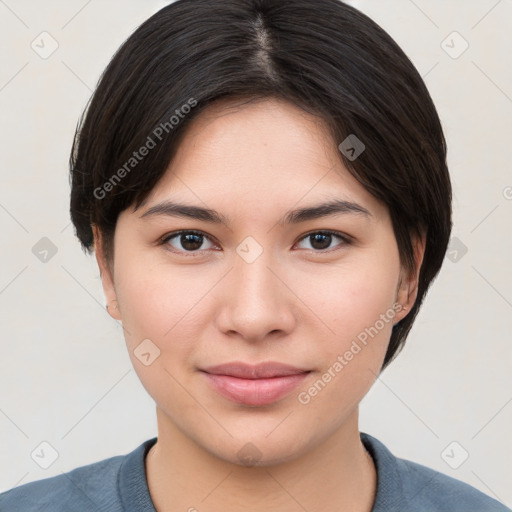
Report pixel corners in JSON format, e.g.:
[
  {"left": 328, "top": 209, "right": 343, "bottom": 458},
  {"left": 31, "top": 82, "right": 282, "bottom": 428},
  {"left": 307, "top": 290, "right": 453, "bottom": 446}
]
[
  {"left": 200, "top": 361, "right": 311, "bottom": 406},
  {"left": 202, "top": 361, "right": 310, "bottom": 379}
]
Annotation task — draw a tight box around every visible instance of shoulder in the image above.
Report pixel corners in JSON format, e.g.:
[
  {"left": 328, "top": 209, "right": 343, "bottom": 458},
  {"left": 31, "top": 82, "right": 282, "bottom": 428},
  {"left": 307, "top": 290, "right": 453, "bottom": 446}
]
[
  {"left": 361, "top": 433, "right": 511, "bottom": 512},
  {"left": 0, "top": 439, "right": 156, "bottom": 512},
  {"left": 395, "top": 456, "right": 509, "bottom": 511},
  {"left": 0, "top": 455, "right": 125, "bottom": 512}
]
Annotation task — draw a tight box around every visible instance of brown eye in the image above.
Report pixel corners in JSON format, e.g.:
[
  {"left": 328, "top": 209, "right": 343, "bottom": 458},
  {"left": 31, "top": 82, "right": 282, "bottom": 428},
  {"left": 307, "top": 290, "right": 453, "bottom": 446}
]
[
  {"left": 162, "top": 230, "right": 215, "bottom": 254},
  {"left": 296, "top": 231, "right": 350, "bottom": 252},
  {"left": 310, "top": 233, "right": 333, "bottom": 250}
]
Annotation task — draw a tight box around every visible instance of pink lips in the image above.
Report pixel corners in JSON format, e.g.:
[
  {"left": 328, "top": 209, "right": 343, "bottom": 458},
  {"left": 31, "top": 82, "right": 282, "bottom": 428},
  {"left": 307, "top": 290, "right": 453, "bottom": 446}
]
[{"left": 200, "top": 362, "right": 311, "bottom": 406}]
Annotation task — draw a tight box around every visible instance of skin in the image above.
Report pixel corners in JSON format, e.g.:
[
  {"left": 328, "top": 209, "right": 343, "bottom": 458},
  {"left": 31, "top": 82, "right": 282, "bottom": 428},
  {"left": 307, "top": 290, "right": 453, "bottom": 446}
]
[{"left": 94, "top": 97, "right": 425, "bottom": 512}]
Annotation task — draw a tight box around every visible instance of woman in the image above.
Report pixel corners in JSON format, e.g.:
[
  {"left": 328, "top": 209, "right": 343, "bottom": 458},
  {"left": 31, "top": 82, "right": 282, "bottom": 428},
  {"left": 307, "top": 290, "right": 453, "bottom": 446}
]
[{"left": 1, "top": 0, "right": 509, "bottom": 510}]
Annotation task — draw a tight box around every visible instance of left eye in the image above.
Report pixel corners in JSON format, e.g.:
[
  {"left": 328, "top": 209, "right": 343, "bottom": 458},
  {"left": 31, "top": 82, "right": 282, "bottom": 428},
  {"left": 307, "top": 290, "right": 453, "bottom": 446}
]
[
  {"left": 161, "top": 230, "right": 350, "bottom": 255},
  {"left": 296, "top": 231, "right": 350, "bottom": 252}
]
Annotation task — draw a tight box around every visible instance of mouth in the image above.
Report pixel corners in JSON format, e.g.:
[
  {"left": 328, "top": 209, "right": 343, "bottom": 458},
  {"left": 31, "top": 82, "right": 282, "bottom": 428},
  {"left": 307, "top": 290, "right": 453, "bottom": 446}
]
[{"left": 200, "top": 361, "right": 311, "bottom": 406}]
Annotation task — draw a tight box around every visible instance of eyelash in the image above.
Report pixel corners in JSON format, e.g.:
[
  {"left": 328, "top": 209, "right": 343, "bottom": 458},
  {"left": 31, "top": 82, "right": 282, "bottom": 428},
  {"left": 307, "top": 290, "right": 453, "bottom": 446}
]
[{"left": 159, "top": 229, "right": 352, "bottom": 257}]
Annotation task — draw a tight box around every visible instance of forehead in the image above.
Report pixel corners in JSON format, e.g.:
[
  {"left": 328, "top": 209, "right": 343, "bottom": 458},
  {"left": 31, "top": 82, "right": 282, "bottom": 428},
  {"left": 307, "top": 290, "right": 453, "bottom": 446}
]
[
  {"left": 171, "top": 97, "right": 337, "bottom": 175},
  {"left": 138, "top": 97, "right": 388, "bottom": 223}
]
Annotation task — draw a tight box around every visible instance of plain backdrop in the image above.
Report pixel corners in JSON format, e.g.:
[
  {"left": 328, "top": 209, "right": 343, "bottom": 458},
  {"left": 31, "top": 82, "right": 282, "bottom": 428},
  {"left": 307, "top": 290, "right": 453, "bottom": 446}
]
[{"left": 0, "top": 0, "right": 511, "bottom": 507}]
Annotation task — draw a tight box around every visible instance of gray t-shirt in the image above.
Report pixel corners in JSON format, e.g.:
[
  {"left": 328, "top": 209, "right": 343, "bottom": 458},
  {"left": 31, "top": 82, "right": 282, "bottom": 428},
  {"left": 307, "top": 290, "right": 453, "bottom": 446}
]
[{"left": 0, "top": 433, "right": 509, "bottom": 511}]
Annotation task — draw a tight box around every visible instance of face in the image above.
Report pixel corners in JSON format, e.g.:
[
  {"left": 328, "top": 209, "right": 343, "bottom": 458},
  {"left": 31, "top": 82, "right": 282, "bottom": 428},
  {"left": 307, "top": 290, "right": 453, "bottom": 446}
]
[{"left": 96, "top": 97, "right": 423, "bottom": 466}]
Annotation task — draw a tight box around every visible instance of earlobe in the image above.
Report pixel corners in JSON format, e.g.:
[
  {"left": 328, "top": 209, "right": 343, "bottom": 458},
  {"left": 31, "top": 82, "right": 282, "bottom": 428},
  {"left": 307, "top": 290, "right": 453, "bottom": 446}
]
[
  {"left": 106, "top": 299, "right": 119, "bottom": 316},
  {"left": 92, "top": 225, "right": 121, "bottom": 321}
]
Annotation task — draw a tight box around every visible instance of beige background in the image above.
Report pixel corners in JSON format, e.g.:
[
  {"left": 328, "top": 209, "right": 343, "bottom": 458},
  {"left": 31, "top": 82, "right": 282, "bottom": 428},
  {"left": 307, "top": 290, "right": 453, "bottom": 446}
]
[{"left": 0, "top": 0, "right": 511, "bottom": 507}]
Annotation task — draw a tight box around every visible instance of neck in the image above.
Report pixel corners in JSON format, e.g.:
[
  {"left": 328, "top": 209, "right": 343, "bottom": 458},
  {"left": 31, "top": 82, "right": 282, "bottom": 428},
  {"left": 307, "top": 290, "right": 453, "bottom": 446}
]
[{"left": 145, "top": 407, "right": 377, "bottom": 512}]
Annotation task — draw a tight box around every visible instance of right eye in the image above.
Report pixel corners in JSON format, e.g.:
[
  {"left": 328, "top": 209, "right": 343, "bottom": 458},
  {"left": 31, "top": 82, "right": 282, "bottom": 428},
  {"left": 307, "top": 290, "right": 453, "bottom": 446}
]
[{"left": 160, "top": 230, "right": 218, "bottom": 256}]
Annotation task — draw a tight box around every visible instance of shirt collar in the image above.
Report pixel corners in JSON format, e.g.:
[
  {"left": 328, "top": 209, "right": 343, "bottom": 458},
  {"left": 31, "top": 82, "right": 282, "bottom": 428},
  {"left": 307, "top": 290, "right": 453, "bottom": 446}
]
[
  {"left": 361, "top": 432, "right": 406, "bottom": 511},
  {"left": 118, "top": 437, "right": 158, "bottom": 512},
  {"left": 117, "top": 433, "right": 405, "bottom": 512}
]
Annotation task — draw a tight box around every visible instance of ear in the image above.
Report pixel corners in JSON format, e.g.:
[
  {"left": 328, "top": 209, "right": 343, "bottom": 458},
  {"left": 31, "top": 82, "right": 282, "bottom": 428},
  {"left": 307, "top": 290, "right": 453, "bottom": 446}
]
[
  {"left": 394, "top": 230, "right": 426, "bottom": 325},
  {"left": 93, "top": 225, "right": 121, "bottom": 321}
]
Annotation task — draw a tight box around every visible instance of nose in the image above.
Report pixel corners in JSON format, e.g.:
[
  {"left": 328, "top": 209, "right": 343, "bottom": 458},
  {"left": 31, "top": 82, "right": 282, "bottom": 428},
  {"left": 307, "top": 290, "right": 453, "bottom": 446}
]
[{"left": 215, "top": 249, "right": 297, "bottom": 343}]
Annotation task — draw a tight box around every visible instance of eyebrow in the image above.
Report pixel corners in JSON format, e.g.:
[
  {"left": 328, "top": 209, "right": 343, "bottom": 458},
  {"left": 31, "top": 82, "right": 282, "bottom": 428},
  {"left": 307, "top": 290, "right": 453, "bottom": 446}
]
[{"left": 139, "top": 198, "right": 372, "bottom": 226}]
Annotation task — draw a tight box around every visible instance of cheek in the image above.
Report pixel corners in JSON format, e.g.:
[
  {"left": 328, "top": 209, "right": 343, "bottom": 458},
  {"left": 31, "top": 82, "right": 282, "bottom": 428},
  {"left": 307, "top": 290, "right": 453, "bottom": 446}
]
[
  {"left": 297, "top": 246, "right": 401, "bottom": 394},
  {"left": 295, "top": 273, "right": 398, "bottom": 419},
  {"left": 113, "top": 254, "right": 214, "bottom": 354},
  {"left": 112, "top": 258, "right": 202, "bottom": 403},
  {"left": 306, "top": 251, "right": 400, "bottom": 338},
  {"left": 115, "top": 271, "right": 167, "bottom": 345}
]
